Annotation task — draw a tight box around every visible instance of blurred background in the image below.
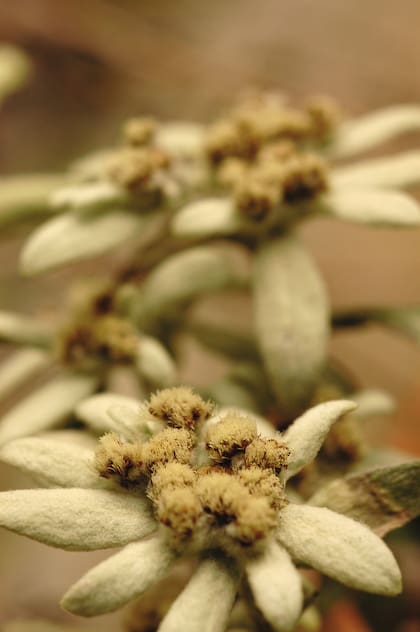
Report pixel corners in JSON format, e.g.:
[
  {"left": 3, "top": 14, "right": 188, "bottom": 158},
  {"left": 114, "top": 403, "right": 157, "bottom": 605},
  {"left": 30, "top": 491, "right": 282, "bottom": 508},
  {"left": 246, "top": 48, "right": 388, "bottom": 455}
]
[{"left": 0, "top": 1, "right": 419, "bottom": 630}]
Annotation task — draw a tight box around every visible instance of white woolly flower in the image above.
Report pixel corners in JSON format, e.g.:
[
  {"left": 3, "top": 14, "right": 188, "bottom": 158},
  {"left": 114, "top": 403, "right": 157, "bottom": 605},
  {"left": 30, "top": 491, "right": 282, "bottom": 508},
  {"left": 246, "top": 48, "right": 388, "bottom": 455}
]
[{"left": 0, "top": 390, "right": 402, "bottom": 632}]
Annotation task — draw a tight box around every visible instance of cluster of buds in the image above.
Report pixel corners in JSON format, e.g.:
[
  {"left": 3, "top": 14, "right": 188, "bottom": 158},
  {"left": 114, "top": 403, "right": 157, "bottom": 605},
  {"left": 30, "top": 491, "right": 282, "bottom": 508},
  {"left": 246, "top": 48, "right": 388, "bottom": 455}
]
[
  {"left": 205, "top": 94, "right": 336, "bottom": 223},
  {"left": 94, "top": 387, "right": 289, "bottom": 554}
]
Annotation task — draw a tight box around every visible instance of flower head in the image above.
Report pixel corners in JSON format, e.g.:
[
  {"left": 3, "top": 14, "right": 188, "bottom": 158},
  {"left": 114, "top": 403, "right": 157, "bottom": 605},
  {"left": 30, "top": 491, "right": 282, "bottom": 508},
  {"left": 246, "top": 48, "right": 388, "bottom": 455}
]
[{"left": 0, "top": 388, "right": 402, "bottom": 631}]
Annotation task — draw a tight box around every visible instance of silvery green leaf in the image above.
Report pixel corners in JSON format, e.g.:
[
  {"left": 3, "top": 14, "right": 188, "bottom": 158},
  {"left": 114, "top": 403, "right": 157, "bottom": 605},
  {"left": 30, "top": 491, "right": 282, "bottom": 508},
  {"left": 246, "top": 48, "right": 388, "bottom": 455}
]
[
  {"left": 0, "top": 488, "right": 155, "bottom": 550},
  {"left": 375, "top": 306, "right": 420, "bottom": 342},
  {"left": 0, "top": 174, "right": 65, "bottom": 226},
  {"left": 309, "top": 462, "right": 420, "bottom": 537},
  {"left": 0, "top": 311, "right": 53, "bottom": 346},
  {"left": 134, "top": 245, "right": 247, "bottom": 327},
  {"left": 284, "top": 400, "right": 357, "bottom": 480},
  {"left": 20, "top": 210, "right": 147, "bottom": 275},
  {"left": 75, "top": 392, "right": 142, "bottom": 440},
  {"left": 316, "top": 189, "right": 420, "bottom": 227},
  {"left": 332, "top": 151, "right": 420, "bottom": 190},
  {"left": 135, "top": 336, "right": 177, "bottom": 387},
  {"left": 172, "top": 198, "right": 242, "bottom": 239},
  {"left": 0, "top": 437, "right": 99, "bottom": 488},
  {"left": 0, "top": 373, "right": 98, "bottom": 445},
  {"left": 39, "top": 428, "right": 98, "bottom": 449},
  {"left": 0, "top": 44, "right": 31, "bottom": 99},
  {"left": 329, "top": 105, "right": 420, "bottom": 158},
  {"left": 351, "top": 389, "right": 396, "bottom": 419},
  {"left": 246, "top": 540, "right": 303, "bottom": 632},
  {"left": 156, "top": 122, "right": 205, "bottom": 158},
  {"left": 0, "top": 349, "right": 50, "bottom": 400},
  {"left": 159, "top": 556, "right": 239, "bottom": 632},
  {"left": 62, "top": 534, "right": 174, "bottom": 616},
  {"left": 206, "top": 378, "right": 260, "bottom": 412},
  {"left": 277, "top": 504, "right": 402, "bottom": 595},
  {"left": 253, "top": 234, "right": 329, "bottom": 417},
  {"left": 51, "top": 181, "right": 129, "bottom": 213},
  {"left": 187, "top": 318, "right": 259, "bottom": 361}
]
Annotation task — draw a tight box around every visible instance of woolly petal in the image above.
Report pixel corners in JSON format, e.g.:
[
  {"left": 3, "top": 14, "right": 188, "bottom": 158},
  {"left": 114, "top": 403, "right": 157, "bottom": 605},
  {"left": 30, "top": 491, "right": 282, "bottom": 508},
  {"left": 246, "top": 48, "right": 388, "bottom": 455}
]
[
  {"left": 62, "top": 534, "right": 174, "bottom": 616},
  {"left": 246, "top": 540, "right": 303, "bottom": 631},
  {"left": 277, "top": 504, "right": 402, "bottom": 595},
  {"left": 0, "top": 488, "right": 155, "bottom": 550},
  {"left": 0, "top": 173, "right": 64, "bottom": 226},
  {"left": 159, "top": 557, "right": 239, "bottom": 632},
  {"left": 0, "top": 437, "right": 99, "bottom": 488},
  {"left": 0, "top": 373, "right": 98, "bottom": 446},
  {"left": 172, "top": 198, "right": 241, "bottom": 239},
  {"left": 284, "top": 400, "right": 356, "bottom": 479},
  {"left": 332, "top": 151, "right": 420, "bottom": 190},
  {"left": 51, "top": 181, "right": 128, "bottom": 213},
  {"left": 133, "top": 245, "right": 246, "bottom": 328},
  {"left": 135, "top": 336, "right": 177, "bottom": 387},
  {"left": 329, "top": 105, "right": 420, "bottom": 158},
  {"left": 0, "top": 349, "right": 50, "bottom": 401},
  {"left": 317, "top": 189, "right": 420, "bottom": 227},
  {"left": 20, "top": 210, "right": 146, "bottom": 275},
  {"left": 0, "top": 311, "right": 52, "bottom": 346},
  {"left": 253, "top": 234, "right": 329, "bottom": 417},
  {"left": 75, "top": 392, "right": 141, "bottom": 440}
]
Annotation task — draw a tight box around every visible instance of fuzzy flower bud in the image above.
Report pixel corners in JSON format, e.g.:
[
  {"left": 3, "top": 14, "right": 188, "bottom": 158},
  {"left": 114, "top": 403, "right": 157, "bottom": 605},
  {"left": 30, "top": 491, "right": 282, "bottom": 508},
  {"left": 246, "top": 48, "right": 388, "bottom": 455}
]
[{"left": 147, "top": 386, "right": 214, "bottom": 430}]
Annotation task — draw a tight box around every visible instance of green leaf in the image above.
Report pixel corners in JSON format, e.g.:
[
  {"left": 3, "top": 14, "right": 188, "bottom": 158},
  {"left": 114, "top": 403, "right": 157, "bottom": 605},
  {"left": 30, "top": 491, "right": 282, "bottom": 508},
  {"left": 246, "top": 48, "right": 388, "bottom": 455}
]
[
  {"left": 20, "top": 210, "right": 147, "bottom": 275},
  {"left": 316, "top": 188, "right": 420, "bottom": 227},
  {"left": 309, "top": 462, "right": 420, "bottom": 536},
  {"left": 253, "top": 234, "right": 329, "bottom": 417}
]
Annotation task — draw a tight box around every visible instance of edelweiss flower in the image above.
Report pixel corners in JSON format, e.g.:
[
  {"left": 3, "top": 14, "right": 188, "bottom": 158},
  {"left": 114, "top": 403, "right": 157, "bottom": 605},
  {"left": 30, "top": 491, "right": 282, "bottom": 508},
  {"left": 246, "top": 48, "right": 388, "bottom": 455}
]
[
  {"left": 0, "top": 388, "right": 402, "bottom": 632},
  {"left": 0, "top": 284, "right": 178, "bottom": 446},
  {"left": 173, "top": 95, "right": 420, "bottom": 237}
]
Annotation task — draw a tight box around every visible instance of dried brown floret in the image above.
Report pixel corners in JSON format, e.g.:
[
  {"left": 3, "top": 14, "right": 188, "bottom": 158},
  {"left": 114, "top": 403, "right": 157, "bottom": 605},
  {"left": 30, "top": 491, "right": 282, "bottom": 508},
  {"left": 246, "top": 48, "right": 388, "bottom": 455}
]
[
  {"left": 148, "top": 462, "right": 196, "bottom": 503},
  {"left": 205, "top": 414, "right": 258, "bottom": 462},
  {"left": 244, "top": 436, "right": 290, "bottom": 472},
  {"left": 143, "top": 428, "right": 194, "bottom": 471},
  {"left": 94, "top": 433, "right": 145, "bottom": 487},
  {"left": 280, "top": 153, "right": 329, "bottom": 203},
  {"left": 216, "top": 157, "right": 249, "bottom": 188},
  {"left": 228, "top": 496, "right": 277, "bottom": 545},
  {"left": 234, "top": 175, "right": 281, "bottom": 223},
  {"left": 205, "top": 119, "right": 259, "bottom": 164},
  {"left": 157, "top": 487, "right": 203, "bottom": 539},
  {"left": 93, "top": 315, "right": 139, "bottom": 362},
  {"left": 147, "top": 386, "right": 214, "bottom": 429},
  {"left": 57, "top": 314, "right": 138, "bottom": 367},
  {"left": 236, "top": 466, "right": 286, "bottom": 509},
  {"left": 257, "top": 140, "right": 297, "bottom": 164},
  {"left": 305, "top": 95, "right": 342, "bottom": 140},
  {"left": 108, "top": 147, "right": 169, "bottom": 191},
  {"left": 124, "top": 116, "right": 157, "bottom": 146},
  {"left": 195, "top": 471, "right": 246, "bottom": 518}
]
